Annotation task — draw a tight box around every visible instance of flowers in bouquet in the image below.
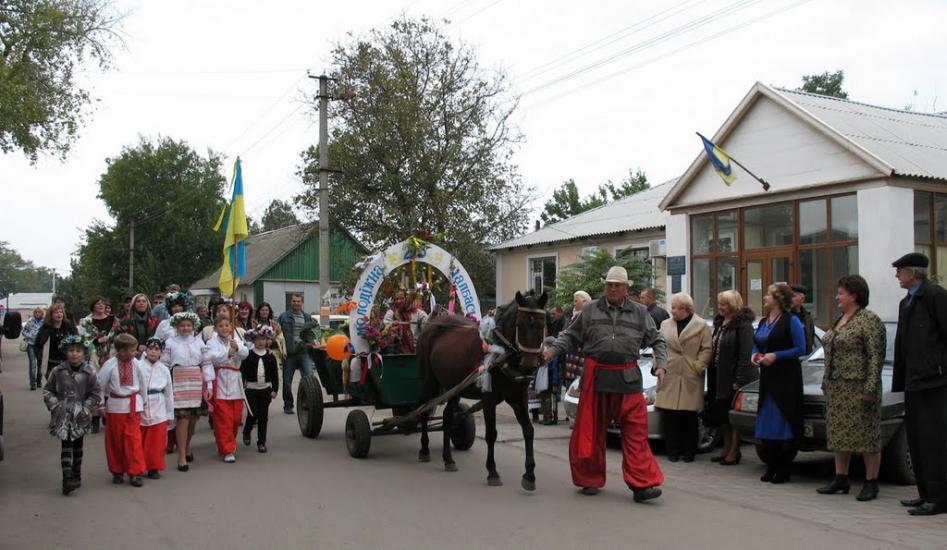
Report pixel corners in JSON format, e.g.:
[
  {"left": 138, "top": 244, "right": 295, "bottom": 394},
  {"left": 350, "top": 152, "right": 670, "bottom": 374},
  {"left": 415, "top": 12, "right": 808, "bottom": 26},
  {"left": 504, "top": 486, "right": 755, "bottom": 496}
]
[{"left": 358, "top": 316, "right": 389, "bottom": 352}]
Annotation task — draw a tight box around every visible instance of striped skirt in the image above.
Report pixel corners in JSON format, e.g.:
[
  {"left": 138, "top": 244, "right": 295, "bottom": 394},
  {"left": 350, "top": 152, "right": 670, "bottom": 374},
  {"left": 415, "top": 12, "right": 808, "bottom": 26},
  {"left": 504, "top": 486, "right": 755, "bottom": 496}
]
[{"left": 172, "top": 365, "right": 204, "bottom": 410}]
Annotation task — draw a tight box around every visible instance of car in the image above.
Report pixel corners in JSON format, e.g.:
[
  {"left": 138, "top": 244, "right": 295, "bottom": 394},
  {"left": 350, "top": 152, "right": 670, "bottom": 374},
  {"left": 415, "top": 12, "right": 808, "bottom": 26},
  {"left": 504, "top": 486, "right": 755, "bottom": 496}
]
[
  {"left": 309, "top": 314, "right": 351, "bottom": 332},
  {"left": 729, "top": 321, "right": 913, "bottom": 484},
  {"left": 0, "top": 385, "right": 5, "bottom": 462},
  {"left": 562, "top": 321, "right": 824, "bottom": 455}
]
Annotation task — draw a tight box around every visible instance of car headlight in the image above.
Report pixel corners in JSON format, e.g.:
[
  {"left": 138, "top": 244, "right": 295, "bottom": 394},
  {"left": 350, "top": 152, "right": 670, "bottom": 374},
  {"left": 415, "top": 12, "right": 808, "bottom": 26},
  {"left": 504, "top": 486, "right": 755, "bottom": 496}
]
[
  {"left": 643, "top": 385, "right": 656, "bottom": 406},
  {"left": 735, "top": 392, "right": 759, "bottom": 413}
]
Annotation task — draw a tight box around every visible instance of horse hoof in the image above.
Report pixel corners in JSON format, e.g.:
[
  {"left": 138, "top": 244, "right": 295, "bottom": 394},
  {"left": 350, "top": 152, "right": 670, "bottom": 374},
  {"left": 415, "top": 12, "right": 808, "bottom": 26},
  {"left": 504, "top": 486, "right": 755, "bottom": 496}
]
[
  {"left": 521, "top": 477, "right": 536, "bottom": 492},
  {"left": 487, "top": 477, "right": 503, "bottom": 487},
  {"left": 445, "top": 463, "right": 458, "bottom": 472},
  {"left": 418, "top": 453, "right": 431, "bottom": 463}
]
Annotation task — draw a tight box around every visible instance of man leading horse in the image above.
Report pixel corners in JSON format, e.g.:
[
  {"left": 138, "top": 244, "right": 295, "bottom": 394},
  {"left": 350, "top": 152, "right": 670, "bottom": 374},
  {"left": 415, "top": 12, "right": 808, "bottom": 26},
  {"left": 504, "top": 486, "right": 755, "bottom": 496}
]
[{"left": 544, "top": 266, "right": 666, "bottom": 503}]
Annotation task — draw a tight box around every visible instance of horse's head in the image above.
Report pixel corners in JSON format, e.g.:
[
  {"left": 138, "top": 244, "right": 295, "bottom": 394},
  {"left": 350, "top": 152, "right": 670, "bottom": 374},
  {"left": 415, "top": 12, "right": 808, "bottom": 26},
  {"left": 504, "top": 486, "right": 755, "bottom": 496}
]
[{"left": 509, "top": 290, "right": 548, "bottom": 370}]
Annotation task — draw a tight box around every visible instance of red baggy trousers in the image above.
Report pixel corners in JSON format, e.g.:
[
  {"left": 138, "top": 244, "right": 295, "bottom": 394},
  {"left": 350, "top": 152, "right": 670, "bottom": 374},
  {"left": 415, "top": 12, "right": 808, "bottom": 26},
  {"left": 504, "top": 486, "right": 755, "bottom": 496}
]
[
  {"left": 140, "top": 421, "right": 169, "bottom": 472},
  {"left": 211, "top": 399, "right": 243, "bottom": 455},
  {"left": 105, "top": 411, "right": 146, "bottom": 476},
  {"left": 569, "top": 391, "right": 664, "bottom": 490}
]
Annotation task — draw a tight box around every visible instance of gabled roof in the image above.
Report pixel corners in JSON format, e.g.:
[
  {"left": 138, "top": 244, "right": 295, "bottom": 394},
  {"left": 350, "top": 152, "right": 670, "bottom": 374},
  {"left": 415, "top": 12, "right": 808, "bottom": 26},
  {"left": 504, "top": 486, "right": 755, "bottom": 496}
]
[
  {"left": 190, "top": 224, "right": 315, "bottom": 290},
  {"left": 660, "top": 82, "right": 947, "bottom": 210},
  {"left": 492, "top": 179, "right": 674, "bottom": 251}
]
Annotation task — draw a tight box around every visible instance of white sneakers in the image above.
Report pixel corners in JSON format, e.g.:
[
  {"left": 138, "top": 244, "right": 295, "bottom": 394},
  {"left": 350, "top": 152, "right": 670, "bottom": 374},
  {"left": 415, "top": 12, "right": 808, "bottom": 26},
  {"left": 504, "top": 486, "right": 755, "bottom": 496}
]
[{"left": 223, "top": 453, "right": 236, "bottom": 463}]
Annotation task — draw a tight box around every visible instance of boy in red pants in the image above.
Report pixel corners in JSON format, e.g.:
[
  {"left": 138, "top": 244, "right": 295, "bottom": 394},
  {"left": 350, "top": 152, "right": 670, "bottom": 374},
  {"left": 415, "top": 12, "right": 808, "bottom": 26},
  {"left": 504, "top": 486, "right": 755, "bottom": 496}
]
[
  {"left": 97, "top": 334, "right": 146, "bottom": 486},
  {"left": 139, "top": 337, "right": 173, "bottom": 479},
  {"left": 206, "top": 315, "right": 249, "bottom": 462}
]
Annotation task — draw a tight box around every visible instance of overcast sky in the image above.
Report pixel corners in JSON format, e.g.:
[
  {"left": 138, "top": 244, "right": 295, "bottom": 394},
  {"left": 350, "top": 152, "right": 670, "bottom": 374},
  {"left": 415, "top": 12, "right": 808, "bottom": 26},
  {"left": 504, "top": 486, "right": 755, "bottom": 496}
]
[{"left": 3, "top": 0, "right": 945, "bottom": 276}]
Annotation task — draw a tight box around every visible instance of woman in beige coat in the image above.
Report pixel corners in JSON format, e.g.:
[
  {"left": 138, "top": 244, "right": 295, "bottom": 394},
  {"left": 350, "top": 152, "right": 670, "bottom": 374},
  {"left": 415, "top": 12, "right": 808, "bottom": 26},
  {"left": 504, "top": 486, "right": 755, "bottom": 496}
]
[{"left": 656, "top": 293, "right": 712, "bottom": 462}]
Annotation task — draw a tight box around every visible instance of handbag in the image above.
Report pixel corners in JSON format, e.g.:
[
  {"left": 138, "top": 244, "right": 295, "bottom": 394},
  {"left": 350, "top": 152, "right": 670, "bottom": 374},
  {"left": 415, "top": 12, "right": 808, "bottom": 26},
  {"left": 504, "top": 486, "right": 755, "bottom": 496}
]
[{"left": 19, "top": 340, "right": 29, "bottom": 352}]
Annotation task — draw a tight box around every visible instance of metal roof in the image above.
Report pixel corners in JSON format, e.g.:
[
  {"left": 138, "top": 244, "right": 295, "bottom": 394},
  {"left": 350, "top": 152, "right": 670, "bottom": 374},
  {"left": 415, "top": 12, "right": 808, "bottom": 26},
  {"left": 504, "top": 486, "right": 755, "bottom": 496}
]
[
  {"left": 190, "top": 224, "right": 315, "bottom": 290},
  {"left": 492, "top": 179, "right": 674, "bottom": 251},
  {"left": 773, "top": 87, "right": 947, "bottom": 180}
]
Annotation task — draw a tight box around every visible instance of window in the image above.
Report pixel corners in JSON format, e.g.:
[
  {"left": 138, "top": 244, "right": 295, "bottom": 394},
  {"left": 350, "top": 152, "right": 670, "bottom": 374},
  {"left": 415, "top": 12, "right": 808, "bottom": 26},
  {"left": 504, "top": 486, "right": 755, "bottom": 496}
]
[
  {"left": 616, "top": 246, "right": 649, "bottom": 260},
  {"left": 744, "top": 203, "right": 793, "bottom": 249},
  {"left": 690, "top": 210, "right": 739, "bottom": 317},
  {"left": 528, "top": 256, "right": 557, "bottom": 293},
  {"left": 797, "top": 195, "right": 858, "bottom": 324},
  {"left": 581, "top": 246, "right": 600, "bottom": 256},
  {"left": 915, "top": 191, "right": 947, "bottom": 279}
]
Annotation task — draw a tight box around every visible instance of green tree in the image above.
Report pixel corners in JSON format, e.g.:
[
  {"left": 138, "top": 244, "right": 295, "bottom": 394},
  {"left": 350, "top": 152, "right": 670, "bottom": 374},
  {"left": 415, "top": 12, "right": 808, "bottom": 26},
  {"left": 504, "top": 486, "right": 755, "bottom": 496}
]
[
  {"left": 70, "top": 136, "right": 227, "bottom": 306},
  {"left": 798, "top": 70, "right": 848, "bottom": 99},
  {"left": 0, "top": 241, "right": 54, "bottom": 296},
  {"left": 295, "top": 17, "right": 530, "bottom": 298},
  {"left": 259, "top": 199, "right": 300, "bottom": 232},
  {"left": 0, "top": 0, "right": 123, "bottom": 161},
  {"left": 540, "top": 169, "right": 649, "bottom": 225},
  {"left": 549, "top": 249, "right": 656, "bottom": 314}
]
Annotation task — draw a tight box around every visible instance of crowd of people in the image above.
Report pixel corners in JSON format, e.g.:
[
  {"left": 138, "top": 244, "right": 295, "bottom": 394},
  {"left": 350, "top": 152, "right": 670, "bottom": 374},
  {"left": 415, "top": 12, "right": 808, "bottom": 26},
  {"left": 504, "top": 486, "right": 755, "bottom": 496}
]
[{"left": 13, "top": 252, "right": 947, "bottom": 516}]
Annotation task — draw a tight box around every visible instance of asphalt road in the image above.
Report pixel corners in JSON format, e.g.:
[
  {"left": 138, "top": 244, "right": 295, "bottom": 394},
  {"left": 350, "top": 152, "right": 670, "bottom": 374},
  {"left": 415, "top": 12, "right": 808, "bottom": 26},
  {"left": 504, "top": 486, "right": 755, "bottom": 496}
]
[{"left": 0, "top": 345, "right": 942, "bottom": 549}]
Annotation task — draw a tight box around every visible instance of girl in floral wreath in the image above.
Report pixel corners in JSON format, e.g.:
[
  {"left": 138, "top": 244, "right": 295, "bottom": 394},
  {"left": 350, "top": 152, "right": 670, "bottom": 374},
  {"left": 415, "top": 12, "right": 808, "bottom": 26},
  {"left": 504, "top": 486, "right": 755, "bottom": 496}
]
[
  {"left": 43, "top": 335, "right": 102, "bottom": 495},
  {"left": 240, "top": 325, "right": 279, "bottom": 453},
  {"left": 161, "top": 311, "right": 212, "bottom": 471},
  {"left": 155, "top": 291, "right": 192, "bottom": 342}
]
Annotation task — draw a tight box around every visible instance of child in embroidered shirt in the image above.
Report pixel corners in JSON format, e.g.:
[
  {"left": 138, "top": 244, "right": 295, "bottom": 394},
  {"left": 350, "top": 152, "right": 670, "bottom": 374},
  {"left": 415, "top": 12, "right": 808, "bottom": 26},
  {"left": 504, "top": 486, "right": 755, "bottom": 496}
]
[
  {"left": 139, "top": 337, "right": 173, "bottom": 479},
  {"left": 43, "top": 336, "right": 102, "bottom": 495},
  {"left": 206, "top": 315, "right": 249, "bottom": 463},
  {"left": 240, "top": 325, "right": 279, "bottom": 453},
  {"left": 97, "top": 333, "right": 147, "bottom": 487}
]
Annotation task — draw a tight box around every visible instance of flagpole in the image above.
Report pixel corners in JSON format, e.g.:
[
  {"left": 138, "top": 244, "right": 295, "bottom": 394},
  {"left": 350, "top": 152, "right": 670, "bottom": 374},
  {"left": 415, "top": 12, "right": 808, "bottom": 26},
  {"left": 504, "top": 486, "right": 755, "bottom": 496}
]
[{"left": 728, "top": 156, "right": 771, "bottom": 192}]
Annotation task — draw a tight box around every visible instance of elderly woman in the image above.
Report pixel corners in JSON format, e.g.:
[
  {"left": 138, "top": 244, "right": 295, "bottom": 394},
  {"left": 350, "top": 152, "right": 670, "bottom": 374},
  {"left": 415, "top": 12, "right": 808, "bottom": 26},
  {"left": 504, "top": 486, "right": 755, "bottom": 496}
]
[
  {"left": 656, "top": 293, "right": 712, "bottom": 462},
  {"left": 561, "top": 290, "right": 592, "bottom": 387},
  {"left": 753, "top": 283, "right": 807, "bottom": 484},
  {"left": 817, "top": 275, "right": 886, "bottom": 501},
  {"left": 707, "top": 290, "right": 756, "bottom": 465}
]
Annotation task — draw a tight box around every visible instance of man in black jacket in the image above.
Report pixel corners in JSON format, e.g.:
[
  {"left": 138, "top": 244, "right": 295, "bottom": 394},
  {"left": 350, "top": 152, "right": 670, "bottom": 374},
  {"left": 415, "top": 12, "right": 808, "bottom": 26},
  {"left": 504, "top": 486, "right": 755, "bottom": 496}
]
[
  {"left": 790, "top": 284, "right": 816, "bottom": 355},
  {"left": 639, "top": 288, "right": 670, "bottom": 329},
  {"left": 892, "top": 252, "right": 947, "bottom": 516}
]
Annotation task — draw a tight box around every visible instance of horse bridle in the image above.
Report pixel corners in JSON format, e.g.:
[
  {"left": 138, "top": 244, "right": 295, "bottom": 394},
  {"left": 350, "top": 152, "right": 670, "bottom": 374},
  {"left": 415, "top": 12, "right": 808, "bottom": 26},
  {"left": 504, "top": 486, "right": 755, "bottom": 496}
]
[{"left": 493, "top": 306, "right": 547, "bottom": 355}]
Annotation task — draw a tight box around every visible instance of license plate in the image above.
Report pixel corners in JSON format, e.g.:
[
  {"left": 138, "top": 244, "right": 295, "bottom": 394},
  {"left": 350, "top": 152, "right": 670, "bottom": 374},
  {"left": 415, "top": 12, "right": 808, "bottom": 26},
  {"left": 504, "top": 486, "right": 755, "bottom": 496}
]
[{"left": 803, "top": 422, "right": 815, "bottom": 437}]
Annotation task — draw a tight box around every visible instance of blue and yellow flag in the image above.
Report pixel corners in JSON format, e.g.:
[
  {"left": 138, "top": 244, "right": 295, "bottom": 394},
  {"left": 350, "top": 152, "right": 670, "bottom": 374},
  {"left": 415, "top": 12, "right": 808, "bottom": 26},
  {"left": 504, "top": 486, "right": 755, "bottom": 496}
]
[
  {"left": 698, "top": 133, "right": 737, "bottom": 186},
  {"left": 215, "top": 158, "right": 249, "bottom": 298}
]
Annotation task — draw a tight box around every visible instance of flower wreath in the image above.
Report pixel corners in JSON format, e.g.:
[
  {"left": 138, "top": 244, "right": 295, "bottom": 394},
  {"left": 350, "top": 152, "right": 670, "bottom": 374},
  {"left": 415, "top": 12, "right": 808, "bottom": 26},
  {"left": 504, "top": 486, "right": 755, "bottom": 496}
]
[
  {"left": 59, "top": 334, "right": 93, "bottom": 351},
  {"left": 169, "top": 311, "right": 201, "bottom": 330},
  {"left": 165, "top": 290, "right": 194, "bottom": 311},
  {"left": 246, "top": 324, "right": 275, "bottom": 341}
]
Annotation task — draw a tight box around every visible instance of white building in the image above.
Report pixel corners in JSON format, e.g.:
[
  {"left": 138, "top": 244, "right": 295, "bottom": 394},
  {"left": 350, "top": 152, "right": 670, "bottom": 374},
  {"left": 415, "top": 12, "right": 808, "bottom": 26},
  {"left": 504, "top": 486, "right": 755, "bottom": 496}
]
[{"left": 659, "top": 82, "right": 947, "bottom": 324}]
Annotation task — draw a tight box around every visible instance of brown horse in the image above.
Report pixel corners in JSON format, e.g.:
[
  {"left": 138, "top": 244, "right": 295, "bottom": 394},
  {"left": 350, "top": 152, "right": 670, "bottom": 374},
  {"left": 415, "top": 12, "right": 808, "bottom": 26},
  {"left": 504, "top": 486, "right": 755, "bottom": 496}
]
[{"left": 417, "top": 291, "right": 548, "bottom": 491}]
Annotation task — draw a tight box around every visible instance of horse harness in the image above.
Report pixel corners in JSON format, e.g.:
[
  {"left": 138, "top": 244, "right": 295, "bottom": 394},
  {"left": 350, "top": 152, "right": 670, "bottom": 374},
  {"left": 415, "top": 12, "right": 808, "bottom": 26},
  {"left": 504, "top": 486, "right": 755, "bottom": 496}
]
[{"left": 490, "top": 306, "right": 547, "bottom": 382}]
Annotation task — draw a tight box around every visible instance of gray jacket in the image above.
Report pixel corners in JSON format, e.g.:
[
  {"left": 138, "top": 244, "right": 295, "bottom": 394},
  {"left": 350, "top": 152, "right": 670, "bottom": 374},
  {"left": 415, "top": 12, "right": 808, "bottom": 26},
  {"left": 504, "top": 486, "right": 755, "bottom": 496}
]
[
  {"left": 43, "top": 361, "right": 102, "bottom": 440},
  {"left": 550, "top": 296, "right": 667, "bottom": 393}
]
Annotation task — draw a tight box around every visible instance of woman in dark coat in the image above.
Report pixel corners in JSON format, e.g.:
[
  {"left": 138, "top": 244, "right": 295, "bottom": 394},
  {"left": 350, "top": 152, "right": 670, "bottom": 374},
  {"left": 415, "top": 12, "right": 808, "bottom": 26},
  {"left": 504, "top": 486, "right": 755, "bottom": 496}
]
[
  {"left": 120, "top": 293, "right": 159, "bottom": 356},
  {"left": 34, "top": 302, "right": 78, "bottom": 380},
  {"left": 752, "top": 283, "right": 807, "bottom": 484},
  {"left": 706, "top": 290, "right": 756, "bottom": 465}
]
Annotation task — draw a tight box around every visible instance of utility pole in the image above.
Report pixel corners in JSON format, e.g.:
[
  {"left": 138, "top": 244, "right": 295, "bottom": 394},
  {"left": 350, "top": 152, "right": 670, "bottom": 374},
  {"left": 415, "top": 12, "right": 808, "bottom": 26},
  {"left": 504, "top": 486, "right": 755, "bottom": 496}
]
[
  {"left": 51, "top": 268, "right": 57, "bottom": 295},
  {"left": 317, "top": 75, "right": 330, "bottom": 328},
  {"left": 129, "top": 220, "right": 135, "bottom": 290}
]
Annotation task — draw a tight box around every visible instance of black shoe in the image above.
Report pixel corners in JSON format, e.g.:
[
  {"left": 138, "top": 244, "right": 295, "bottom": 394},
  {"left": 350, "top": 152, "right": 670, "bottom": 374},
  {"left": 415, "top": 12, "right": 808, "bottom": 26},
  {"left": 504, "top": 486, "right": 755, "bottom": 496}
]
[
  {"left": 112, "top": 474, "right": 124, "bottom": 485},
  {"left": 580, "top": 487, "right": 600, "bottom": 495},
  {"left": 147, "top": 470, "right": 161, "bottom": 480},
  {"left": 243, "top": 433, "right": 251, "bottom": 446},
  {"left": 817, "top": 475, "right": 850, "bottom": 495},
  {"left": 720, "top": 453, "right": 742, "bottom": 466},
  {"left": 257, "top": 443, "right": 267, "bottom": 453},
  {"left": 710, "top": 455, "right": 725, "bottom": 463},
  {"left": 667, "top": 455, "right": 680, "bottom": 463},
  {"left": 185, "top": 454, "right": 194, "bottom": 463},
  {"left": 770, "top": 471, "right": 791, "bottom": 484},
  {"left": 682, "top": 455, "right": 695, "bottom": 463},
  {"left": 129, "top": 476, "right": 143, "bottom": 487},
  {"left": 901, "top": 497, "right": 925, "bottom": 507},
  {"left": 908, "top": 502, "right": 946, "bottom": 516},
  {"left": 177, "top": 463, "right": 189, "bottom": 472},
  {"left": 760, "top": 468, "right": 774, "bottom": 482},
  {"left": 30, "top": 385, "right": 36, "bottom": 391},
  {"left": 283, "top": 407, "right": 294, "bottom": 415},
  {"left": 633, "top": 486, "right": 662, "bottom": 503},
  {"left": 856, "top": 479, "right": 879, "bottom": 502},
  {"left": 62, "top": 477, "right": 80, "bottom": 495}
]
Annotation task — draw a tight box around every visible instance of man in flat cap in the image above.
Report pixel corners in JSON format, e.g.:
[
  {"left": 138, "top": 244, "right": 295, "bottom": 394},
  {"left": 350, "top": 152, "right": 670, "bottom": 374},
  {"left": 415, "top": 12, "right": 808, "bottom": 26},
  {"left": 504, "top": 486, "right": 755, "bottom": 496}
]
[
  {"left": 544, "top": 266, "right": 666, "bottom": 503},
  {"left": 789, "top": 284, "right": 816, "bottom": 355},
  {"left": 892, "top": 252, "right": 947, "bottom": 516}
]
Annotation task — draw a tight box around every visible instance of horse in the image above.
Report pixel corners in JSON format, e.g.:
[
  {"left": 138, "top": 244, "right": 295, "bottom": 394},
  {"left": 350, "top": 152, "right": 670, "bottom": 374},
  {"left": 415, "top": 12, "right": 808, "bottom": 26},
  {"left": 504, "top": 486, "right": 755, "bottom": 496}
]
[{"left": 416, "top": 290, "right": 548, "bottom": 491}]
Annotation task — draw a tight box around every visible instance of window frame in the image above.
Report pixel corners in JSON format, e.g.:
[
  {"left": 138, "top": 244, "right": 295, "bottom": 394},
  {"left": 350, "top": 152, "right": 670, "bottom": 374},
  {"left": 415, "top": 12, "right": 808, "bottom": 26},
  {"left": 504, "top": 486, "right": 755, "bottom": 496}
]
[{"left": 526, "top": 253, "right": 558, "bottom": 294}]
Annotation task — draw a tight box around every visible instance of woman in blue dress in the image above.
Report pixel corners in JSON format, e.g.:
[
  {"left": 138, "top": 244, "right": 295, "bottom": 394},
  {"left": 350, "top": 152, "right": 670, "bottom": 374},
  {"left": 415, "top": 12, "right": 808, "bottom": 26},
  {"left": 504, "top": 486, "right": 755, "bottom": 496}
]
[{"left": 752, "top": 283, "right": 807, "bottom": 484}]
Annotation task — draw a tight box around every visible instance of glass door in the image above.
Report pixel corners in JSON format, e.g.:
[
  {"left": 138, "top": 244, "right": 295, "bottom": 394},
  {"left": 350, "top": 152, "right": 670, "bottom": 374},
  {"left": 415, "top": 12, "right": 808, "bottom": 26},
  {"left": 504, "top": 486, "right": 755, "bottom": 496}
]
[{"left": 743, "top": 251, "right": 793, "bottom": 315}]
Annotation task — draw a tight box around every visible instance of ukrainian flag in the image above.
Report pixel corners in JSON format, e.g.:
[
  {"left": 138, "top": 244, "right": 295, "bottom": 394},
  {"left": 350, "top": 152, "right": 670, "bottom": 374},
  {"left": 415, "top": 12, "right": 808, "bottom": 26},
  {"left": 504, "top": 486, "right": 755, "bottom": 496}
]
[
  {"left": 698, "top": 132, "right": 737, "bottom": 186},
  {"left": 215, "top": 158, "right": 249, "bottom": 298}
]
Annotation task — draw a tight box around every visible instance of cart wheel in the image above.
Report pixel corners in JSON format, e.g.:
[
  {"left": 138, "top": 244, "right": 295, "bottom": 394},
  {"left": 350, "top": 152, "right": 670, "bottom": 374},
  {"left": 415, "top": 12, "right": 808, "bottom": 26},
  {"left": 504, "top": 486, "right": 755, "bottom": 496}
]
[
  {"left": 345, "top": 409, "right": 372, "bottom": 458},
  {"left": 297, "top": 374, "right": 324, "bottom": 439},
  {"left": 450, "top": 403, "right": 477, "bottom": 451}
]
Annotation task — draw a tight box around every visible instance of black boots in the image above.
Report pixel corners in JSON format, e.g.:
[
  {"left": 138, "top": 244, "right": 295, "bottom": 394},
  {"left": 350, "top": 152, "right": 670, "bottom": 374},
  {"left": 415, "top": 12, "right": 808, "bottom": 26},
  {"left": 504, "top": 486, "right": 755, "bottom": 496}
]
[
  {"left": 856, "top": 479, "right": 879, "bottom": 501},
  {"left": 817, "top": 475, "right": 850, "bottom": 494},
  {"left": 61, "top": 473, "right": 80, "bottom": 495}
]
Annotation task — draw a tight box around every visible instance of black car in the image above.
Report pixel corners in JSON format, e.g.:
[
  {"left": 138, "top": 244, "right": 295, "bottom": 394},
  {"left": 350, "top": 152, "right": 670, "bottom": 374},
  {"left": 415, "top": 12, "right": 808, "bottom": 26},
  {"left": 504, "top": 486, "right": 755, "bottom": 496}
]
[
  {"left": 0, "top": 385, "right": 5, "bottom": 462},
  {"left": 729, "top": 321, "right": 912, "bottom": 484}
]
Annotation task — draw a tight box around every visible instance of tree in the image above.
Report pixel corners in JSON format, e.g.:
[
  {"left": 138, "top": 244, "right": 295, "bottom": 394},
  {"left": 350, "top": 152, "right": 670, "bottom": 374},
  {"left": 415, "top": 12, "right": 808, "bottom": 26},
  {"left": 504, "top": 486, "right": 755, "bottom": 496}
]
[
  {"left": 0, "top": 241, "right": 54, "bottom": 296},
  {"left": 0, "top": 0, "right": 123, "bottom": 161},
  {"left": 549, "top": 249, "right": 656, "bottom": 314},
  {"left": 798, "top": 70, "right": 848, "bottom": 99},
  {"left": 540, "top": 168, "right": 649, "bottom": 225},
  {"left": 295, "top": 17, "right": 531, "bottom": 299},
  {"left": 70, "top": 136, "right": 227, "bottom": 306},
  {"left": 259, "top": 199, "right": 300, "bottom": 232}
]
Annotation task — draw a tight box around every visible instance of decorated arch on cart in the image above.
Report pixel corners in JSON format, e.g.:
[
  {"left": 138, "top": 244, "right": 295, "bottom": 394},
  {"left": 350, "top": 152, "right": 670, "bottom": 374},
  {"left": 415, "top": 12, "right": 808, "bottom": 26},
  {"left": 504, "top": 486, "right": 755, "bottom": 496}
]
[{"left": 348, "top": 238, "right": 482, "bottom": 355}]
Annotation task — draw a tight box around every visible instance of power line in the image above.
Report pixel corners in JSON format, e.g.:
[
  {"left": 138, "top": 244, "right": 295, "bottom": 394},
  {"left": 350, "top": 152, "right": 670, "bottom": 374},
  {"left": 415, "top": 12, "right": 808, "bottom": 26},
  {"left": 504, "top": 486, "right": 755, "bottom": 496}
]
[{"left": 448, "top": 0, "right": 505, "bottom": 27}]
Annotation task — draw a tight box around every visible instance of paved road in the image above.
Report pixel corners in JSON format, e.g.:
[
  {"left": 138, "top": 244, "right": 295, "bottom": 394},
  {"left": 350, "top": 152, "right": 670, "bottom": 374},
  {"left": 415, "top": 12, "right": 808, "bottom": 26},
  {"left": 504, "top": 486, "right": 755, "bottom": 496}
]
[{"left": 0, "top": 345, "right": 942, "bottom": 549}]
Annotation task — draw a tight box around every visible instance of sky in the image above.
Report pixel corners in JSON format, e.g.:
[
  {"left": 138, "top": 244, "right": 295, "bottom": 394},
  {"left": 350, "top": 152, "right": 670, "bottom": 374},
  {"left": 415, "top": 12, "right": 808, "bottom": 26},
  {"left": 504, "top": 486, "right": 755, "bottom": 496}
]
[{"left": 2, "top": 0, "right": 946, "bottom": 277}]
